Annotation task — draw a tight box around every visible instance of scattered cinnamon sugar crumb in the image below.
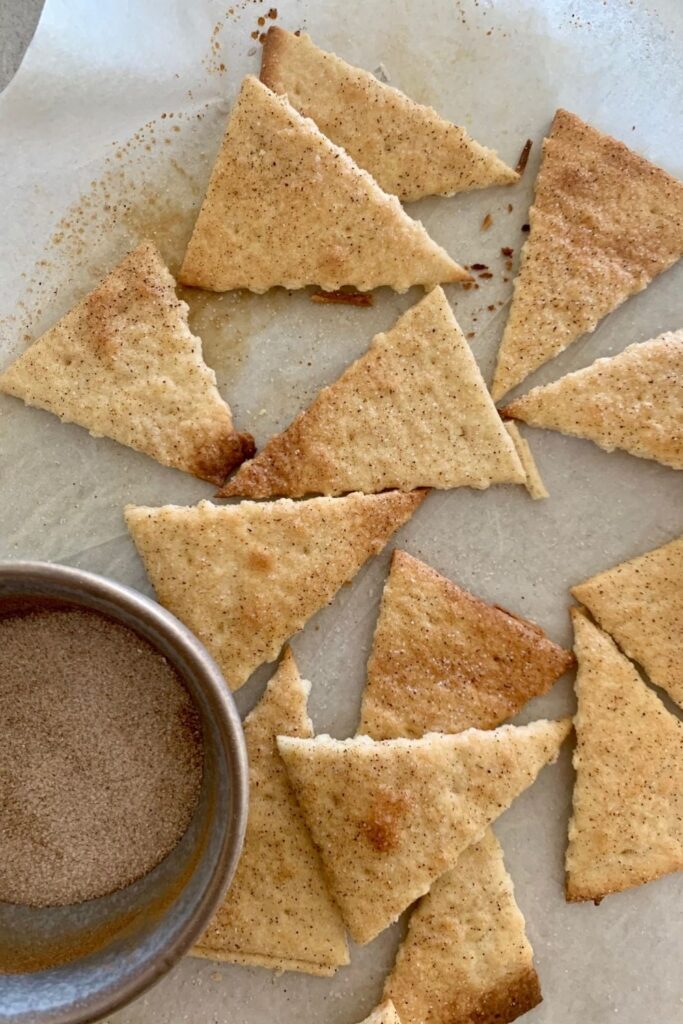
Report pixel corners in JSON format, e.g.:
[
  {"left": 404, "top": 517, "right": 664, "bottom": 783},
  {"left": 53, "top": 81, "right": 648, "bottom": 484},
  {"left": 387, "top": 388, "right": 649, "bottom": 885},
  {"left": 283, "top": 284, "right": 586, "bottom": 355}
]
[
  {"left": 515, "top": 139, "right": 533, "bottom": 176},
  {"left": 501, "top": 247, "right": 514, "bottom": 257},
  {"left": 311, "top": 289, "right": 374, "bottom": 306},
  {"left": 481, "top": 213, "right": 493, "bottom": 230},
  {"left": 521, "top": 223, "right": 530, "bottom": 232}
]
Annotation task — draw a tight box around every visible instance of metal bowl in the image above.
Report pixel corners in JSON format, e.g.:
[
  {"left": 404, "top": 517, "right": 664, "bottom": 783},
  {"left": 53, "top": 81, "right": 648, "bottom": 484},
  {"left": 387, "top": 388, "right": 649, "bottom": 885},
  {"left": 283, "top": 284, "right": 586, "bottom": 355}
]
[{"left": 0, "top": 561, "right": 248, "bottom": 1024}]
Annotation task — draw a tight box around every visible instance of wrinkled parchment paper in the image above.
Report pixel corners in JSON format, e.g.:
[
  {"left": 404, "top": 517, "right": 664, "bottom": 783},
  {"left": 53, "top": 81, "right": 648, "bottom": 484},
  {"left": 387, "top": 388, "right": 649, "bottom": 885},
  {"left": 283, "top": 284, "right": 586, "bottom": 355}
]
[{"left": 1, "top": 1, "right": 682, "bottom": 1021}]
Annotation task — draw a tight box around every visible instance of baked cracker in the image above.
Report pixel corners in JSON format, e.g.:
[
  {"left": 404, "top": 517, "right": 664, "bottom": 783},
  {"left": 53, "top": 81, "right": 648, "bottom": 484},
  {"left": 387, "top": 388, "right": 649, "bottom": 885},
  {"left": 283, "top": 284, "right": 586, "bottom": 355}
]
[
  {"left": 179, "top": 76, "right": 467, "bottom": 293},
  {"left": 260, "top": 27, "right": 517, "bottom": 202},
  {"left": 0, "top": 241, "right": 254, "bottom": 483},
  {"left": 501, "top": 331, "right": 683, "bottom": 469},
  {"left": 491, "top": 110, "right": 683, "bottom": 400},
  {"left": 358, "top": 550, "right": 573, "bottom": 740},
  {"left": 566, "top": 609, "right": 683, "bottom": 902},
  {"left": 277, "top": 718, "right": 571, "bottom": 944},
  {"left": 572, "top": 536, "right": 683, "bottom": 708},
  {"left": 192, "top": 648, "right": 348, "bottom": 975},
  {"left": 504, "top": 421, "right": 549, "bottom": 499},
  {"left": 220, "top": 288, "right": 525, "bottom": 498},
  {"left": 359, "top": 564, "right": 548, "bottom": 1024},
  {"left": 124, "top": 491, "right": 425, "bottom": 691},
  {"left": 383, "top": 831, "right": 542, "bottom": 1024}
]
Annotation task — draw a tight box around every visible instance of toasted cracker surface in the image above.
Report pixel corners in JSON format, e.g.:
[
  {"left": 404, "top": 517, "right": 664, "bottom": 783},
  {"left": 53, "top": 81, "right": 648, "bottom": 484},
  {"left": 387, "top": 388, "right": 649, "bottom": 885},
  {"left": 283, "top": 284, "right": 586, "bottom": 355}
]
[
  {"left": 359, "top": 550, "right": 573, "bottom": 740},
  {"left": 179, "top": 76, "right": 466, "bottom": 293},
  {"left": 504, "top": 421, "right": 549, "bottom": 499},
  {"left": 124, "top": 491, "right": 425, "bottom": 691},
  {"left": 491, "top": 110, "right": 683, "bottom": 400},
  {"left": 221, "top": 288, "right": 524, "bottom": 498},
  {"left": 566, "top": 610, "right": 683, "bottom": 902},
  {"left": 277, "top": 719, "right": 570, "bottom": 944},
  {"left": 0, "top": 241, "right": 253, "bottom": 483},
  {"left": 192, "top": 648, "right": 348, "bottom": 975},
  {"left": 260, "top": 27, "right": 517, "bottom": 202},
  {"left": 572, "top": 536, "right": 683, "bottom": 708},
  {"left": 383, "top": 831, "right": 541, "bottom": 1024},
  {"left": 502, "top": 332, "right": 683, "bottom": 469}
]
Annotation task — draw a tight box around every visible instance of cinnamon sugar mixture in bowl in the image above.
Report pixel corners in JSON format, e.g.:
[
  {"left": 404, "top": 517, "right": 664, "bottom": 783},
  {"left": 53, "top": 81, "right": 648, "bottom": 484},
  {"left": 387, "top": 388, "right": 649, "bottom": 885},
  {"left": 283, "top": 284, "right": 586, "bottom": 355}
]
[{"left": 0, "top": 604, "right": 204, "bottom": 908}]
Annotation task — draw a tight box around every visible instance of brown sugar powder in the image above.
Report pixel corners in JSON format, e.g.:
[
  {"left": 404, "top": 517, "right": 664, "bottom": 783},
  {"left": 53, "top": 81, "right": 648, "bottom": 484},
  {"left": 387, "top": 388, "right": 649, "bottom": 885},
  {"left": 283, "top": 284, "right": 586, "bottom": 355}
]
[{"left": 0, "top": 605, "right": 204, "bottom": 908}]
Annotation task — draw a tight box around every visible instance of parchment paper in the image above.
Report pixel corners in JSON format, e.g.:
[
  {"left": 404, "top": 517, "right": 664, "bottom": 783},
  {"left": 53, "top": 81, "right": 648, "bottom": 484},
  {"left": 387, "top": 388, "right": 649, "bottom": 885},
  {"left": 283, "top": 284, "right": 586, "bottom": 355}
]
[{"left": 1, "top": 1, "right": 682, "bottom": 1021}]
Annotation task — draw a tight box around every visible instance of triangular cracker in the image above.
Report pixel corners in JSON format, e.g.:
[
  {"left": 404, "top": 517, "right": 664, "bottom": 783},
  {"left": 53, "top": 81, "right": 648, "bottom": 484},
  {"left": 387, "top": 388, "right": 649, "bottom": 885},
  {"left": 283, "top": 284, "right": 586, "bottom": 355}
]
[
  {"left": 491, "top": 110, "right": 683, "bottom": 400},
  {"left": 566, "top": 610, "right": 683, "bottom": 903},
  {"left": 179, "top": 76, "right": 467, "bottom": 293},
  {"left": 193, "top": 648, "right": 348, "bottom": 974},
  {"left": 0, "top": 242, "right": 254, "bottom": 483},
  {"left": 277, "top": 718, "right": 571, "bottom": 943},
  {"left": 358, "top": 550, "right": 573, "bottom": 740},
  {"left": 572, "top": 536, "right": 683, "bottom": 708},
  {"left": 359, "top": 1002, "right": 402, "bottom": 1024},
  {"left": 501, "top": 331, "right": 683, "bottom": 468},
  {"left": 125, "top": 491, "right": 425, "bottom": 691},
  {"left": 504, "top": 421, "right": 549, "bottom": 500},
  {"left": 383, "top": 831, "right": 541, "bottom": 1024},
  {"left": 221, "top": 288, "right": 525, "bottom": 498},
  {"left": 260, "top": 27, "right": 517, "bottom": 202}
]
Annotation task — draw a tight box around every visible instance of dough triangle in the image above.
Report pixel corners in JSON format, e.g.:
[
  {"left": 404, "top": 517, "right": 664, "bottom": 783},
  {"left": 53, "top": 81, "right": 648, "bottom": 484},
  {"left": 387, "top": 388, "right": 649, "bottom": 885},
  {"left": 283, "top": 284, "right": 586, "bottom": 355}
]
[
  {"left": 260, "top": 27, "right": 517, "bottom": 202},
  {"left": 277, "top": 718, "right": 571, "bottom": 943},
  {"left": 193, "top": 648, "right": 348, "bottom": 974},
  {"left": 221, "top": 288, "right": 525, "bottom": 498},
  {"left": 501, "top": 331, "right": 683, "bottom": 469},
  {"left": 566, "top": 610, "right": 683, "bottom": 902},
  {"left": 179, "top": 76, "right": 467, "bottom": 293},
  {"left": 572, "top": 536, "right": 683, "bottom": 708},
  {"left": 0, "top": 241, "right": 254, "bottom": 483},
  {"left": 491, "top": 110, "right": 683, "bottom": 400},
  {"left": 358, "top": 549, "right": 573, "bottom": 740},
  {"left": 124, "top": 490, "right": 425, "bottom": 691},
  {"left": 383, "top": 831, "right": 541, "bottom": 1024}
]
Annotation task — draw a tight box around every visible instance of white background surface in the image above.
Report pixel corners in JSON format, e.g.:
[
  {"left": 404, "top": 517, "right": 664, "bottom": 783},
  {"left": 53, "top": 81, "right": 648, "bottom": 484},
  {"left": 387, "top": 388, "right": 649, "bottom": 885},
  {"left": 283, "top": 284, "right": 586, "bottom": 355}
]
[{"left": 1, "top": 2, "right": 682, "bottom": 1022}]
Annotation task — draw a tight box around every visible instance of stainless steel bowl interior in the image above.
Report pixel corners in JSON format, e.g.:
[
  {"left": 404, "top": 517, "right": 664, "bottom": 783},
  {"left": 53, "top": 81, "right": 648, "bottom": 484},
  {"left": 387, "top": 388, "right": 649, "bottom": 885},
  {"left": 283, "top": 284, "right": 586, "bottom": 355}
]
[{"left": 0, "top": 561, "right": 248, "bottom": 1024}]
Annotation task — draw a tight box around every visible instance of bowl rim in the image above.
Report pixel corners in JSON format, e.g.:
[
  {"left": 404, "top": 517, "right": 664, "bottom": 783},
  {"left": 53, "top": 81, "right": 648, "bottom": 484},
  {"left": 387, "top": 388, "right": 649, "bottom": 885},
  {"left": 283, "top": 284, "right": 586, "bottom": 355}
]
[{"left": 0, "top": 559, "right": 249, "bottom": 1024}]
